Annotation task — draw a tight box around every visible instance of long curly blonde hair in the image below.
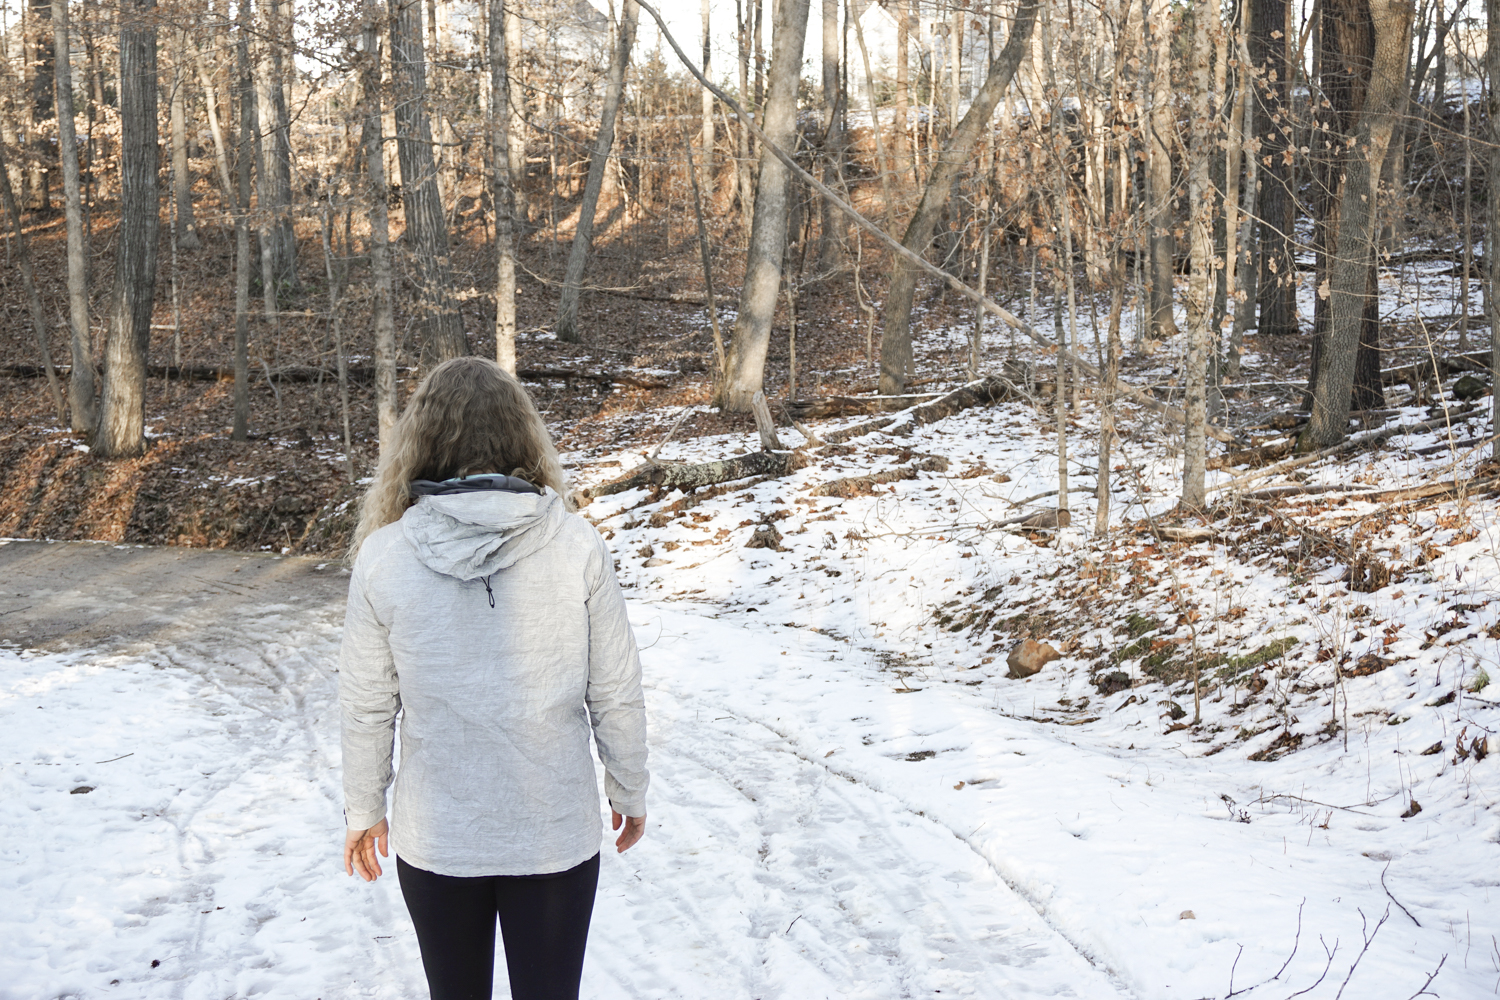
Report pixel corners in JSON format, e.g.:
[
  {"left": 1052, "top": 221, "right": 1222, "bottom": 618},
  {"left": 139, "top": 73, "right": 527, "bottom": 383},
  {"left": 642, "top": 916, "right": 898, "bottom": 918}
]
[{"left": 348, "top": 357, "right": 571, "bottom": 558}]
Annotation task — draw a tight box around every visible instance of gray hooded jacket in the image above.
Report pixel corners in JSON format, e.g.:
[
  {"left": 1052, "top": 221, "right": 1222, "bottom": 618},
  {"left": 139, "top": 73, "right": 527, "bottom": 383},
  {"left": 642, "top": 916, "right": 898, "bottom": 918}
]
[{"left": 339, "top": 489, "right": 648, "bottom": 877}]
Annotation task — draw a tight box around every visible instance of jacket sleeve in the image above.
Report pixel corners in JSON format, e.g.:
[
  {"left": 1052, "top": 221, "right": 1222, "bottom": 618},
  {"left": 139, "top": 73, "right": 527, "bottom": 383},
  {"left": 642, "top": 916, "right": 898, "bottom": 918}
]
[
  {"left": 339, "top": 556, "right": 401, "bottom": 830},
  {"left": 583, "top": 531, "right": 650, "bottom": 818}
]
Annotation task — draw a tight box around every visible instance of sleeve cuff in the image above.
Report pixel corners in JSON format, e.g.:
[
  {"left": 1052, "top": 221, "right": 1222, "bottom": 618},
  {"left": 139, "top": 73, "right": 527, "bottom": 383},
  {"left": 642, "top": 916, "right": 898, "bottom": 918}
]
[
  {"left": 344, "top": 805, "right": 387, "bottom": 830},
  {"left": 609, "top": 798, "right": 647, "bottom": 819}
]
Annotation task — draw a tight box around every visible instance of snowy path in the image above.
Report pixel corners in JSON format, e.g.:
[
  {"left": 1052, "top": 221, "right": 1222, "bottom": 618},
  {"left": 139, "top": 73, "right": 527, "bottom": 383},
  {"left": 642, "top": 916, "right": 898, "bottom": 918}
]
[{"left": 1, "top": 541, "right": 1125, "bottom": 1000}]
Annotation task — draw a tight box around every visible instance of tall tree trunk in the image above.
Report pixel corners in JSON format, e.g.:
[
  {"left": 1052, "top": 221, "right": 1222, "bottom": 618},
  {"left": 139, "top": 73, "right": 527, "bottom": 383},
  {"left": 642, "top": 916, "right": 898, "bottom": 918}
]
[
  {"left": 0, "top": 131, "right": 66, "bottom": 421},
  {"left": 1182, "top": 1, "right": 1213, "bottom": 508},
  {"left": 53, "top": 0, "right": 96, "bottom": 432},
  {"left": 95, "top": 0, "right": 159, "bottom": 458},
  {"left": 815, "top": 0, "right": 845, "bottom": 273},
  {"left": 25, "top": 0, "right": 54, "bottom": 210},
  {"left": 876, "top": 0, "right": 1040, "bottom": 395},
  {"left": 555, "top": 0, "right": 638, "bottom": 343},
  {"left": 506, "top": 4, "right": 528, "bottom": 232},
  {"left": 1303, "top": 0, "right": 1411, "bottom": 448},
  {"left": 895, "top": 0, "right": 909, "bottom": 165},
  {"left": 389, "top": 0, "right": 467, "bottom": 360},
  {"left": 1489, "top": 0, "right": 1500, "bottom": 462},
  {"left": 1145, "top": 0, "right": 1176, "bottom": 345},
  {"left": 716, "top": 0, "right": 812, "bottom": 411},
  {"left": 736, "top": 0, "right": 754, "bottom": 230},
  {"left": 700, "top": 0, "right": 715, "bottom": 200},
  {"left": 1252, "top": 0, "right": 1299, "bottom": 336},
  {"left": 170, "top": 28, "right": 200, "bottom": 250},
  {"left": 257, "top": 0, "right": 297, "bottom": 291},
  {"left": 1307, "top": 0, "right": 1386, "bottom": 415},
  {"left": 233, "top": 7, "right": 254, "bottom": 441},
  {"left": 490, "top": 0, "right": 517, "bottom": 372},
  {"left": 363, "top": 0, "right": 398, "bottom": 449},
  {"left": 195, "top": 43, "right": 236, "bottom": 209}
]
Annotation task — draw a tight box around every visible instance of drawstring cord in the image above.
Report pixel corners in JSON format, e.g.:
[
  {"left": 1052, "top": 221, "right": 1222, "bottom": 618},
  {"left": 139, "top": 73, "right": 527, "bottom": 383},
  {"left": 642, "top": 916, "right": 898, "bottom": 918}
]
[{"left": 481, "top": 575, "right": 495, "bottom": 609}]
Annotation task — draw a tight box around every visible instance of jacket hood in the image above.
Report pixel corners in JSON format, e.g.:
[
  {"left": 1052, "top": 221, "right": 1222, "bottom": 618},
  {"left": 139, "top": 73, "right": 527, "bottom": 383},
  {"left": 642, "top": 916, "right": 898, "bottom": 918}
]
[{"left": 401, "top": 489, "right": 567, "bottom": 581}]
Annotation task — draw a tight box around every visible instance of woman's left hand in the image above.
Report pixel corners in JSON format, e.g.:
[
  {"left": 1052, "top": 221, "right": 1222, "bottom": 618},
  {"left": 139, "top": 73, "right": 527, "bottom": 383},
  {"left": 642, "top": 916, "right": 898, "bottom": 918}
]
[{"left": 344, "top": 818, "right": 390, "bottom": 882}]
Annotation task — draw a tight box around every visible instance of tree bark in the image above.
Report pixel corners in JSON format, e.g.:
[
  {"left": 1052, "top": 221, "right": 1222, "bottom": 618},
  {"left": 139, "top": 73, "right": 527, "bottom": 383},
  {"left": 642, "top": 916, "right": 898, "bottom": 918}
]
[
  {"left": 815, "top": 0, "right": 845, "bottom": 272},
  {"left": 505, "top": 3, "right": 528, "bottom": 232},
  {"left": 169, "top": 29, "right": 200, "bottom": 251},
  {"left": 875, "top": 0, "right": 1040, "bottom": 395},
  {"left": 389, "top": 0, "right": 468, "bottom": 361},
  {"left": 95, "top": 0, "right": 160, "bottom": 458},
  {"left": 489, "top": 0, "right": 517, "bottom": 373},
  {"left": 700, "top": 0, "right": 715, "bottom": 201},
  {"left": 555, "top": 0, "right": 637, "bottom": 343},
  {"left": 1182, "top": 2, "right": 1214, "bottom": 507},
  {"left": 1303, "top": 0, "right": 1412, "bottom": 448},
  {"left": 0, "top": 130, "right": 66, "bottom": 421},
  {"left": 716, "top": 0, "right": 812, "bottom": 411},
  {"left": 233, "top": 12, "right": 254, "bottom": 441},
  {"left": 1252, "top": 0, "right": 1299, "bottom": 336},
  {"left": 53, "top": 0, "right": 96, "bottom": 432},
  {"left": 362, "top": 0, "right": 398, "bottom": 449},
  {"left": 256, "top": 0, "right": 297, "bottom": 290},
  {"left": 1145, "top": 0, "right": 1177, "bottom": 345},
  {"left": 1489, "top": 0, "right": 1500, "bottom": 462},
  {"left": 1306, "top": 0, "right": 1386, "bottom": 415}
]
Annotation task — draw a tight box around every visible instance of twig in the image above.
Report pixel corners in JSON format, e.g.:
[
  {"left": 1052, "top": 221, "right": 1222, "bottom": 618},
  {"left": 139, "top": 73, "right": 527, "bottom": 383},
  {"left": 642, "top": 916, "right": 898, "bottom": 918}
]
[
  {"left": 1258, "top": 794, "right": 1376, "bottom": 817},
  {"left": 1274, "top": 901, "right": 1306, "bottom": 981},
  {"left": 1404, "top": 954, "right": 1446, "bottom": 999},
  {"left": 648, "top": 408, "right": 694, "bottom": 461},
  {"left": 1380, "top": 863, "right": 1421, "bottom": 927},
  {"left": 94, "top": 752, "right": 135, "bottom": 764},
  {"left": 1286, "top": 936, "right": 1339, "bottom": 999},
  {"left": 1333, "top": 906, "right": 1390, "bottom": 1000}
]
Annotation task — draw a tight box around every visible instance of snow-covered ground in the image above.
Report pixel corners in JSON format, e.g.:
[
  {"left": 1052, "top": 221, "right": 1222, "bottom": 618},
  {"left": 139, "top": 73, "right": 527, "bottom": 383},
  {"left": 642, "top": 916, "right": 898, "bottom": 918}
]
[{"left": 3, "top": 369, "right": 1498, "bottom": 998}]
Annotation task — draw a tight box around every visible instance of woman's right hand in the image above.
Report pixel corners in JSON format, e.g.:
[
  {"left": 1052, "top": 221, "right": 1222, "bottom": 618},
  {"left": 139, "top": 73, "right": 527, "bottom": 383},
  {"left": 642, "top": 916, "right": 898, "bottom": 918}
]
[{"left": 612, "top": 810, "right": 646, "bottom": 853}]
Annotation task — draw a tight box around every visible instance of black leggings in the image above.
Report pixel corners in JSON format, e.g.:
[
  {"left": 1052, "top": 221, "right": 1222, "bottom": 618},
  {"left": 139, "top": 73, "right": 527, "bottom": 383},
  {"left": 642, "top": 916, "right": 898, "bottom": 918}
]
[{"left": 397, "top": 853, "right": 600, "bottom": 1000}]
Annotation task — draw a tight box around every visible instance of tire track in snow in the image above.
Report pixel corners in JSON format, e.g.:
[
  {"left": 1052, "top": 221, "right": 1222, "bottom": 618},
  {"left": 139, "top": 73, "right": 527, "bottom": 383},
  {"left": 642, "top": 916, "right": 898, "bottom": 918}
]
[{"left": 581, "top": 676, "right": 1133, "bottom": 999}]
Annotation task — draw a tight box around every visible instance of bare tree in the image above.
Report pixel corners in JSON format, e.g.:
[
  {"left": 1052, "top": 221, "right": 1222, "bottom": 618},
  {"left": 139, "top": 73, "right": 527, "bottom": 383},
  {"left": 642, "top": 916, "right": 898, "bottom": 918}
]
[
  {"left": 95, "top": 0, "right": 160, "bottom": 458},
  {"left": 169, "top": 28, "right": 200, "bottom": 250},
  {"left": 1182, "top": 0, "right": 1215, "bottom": 508},
  {"left": 1251, "top": 0, "right": 1299, "bottom": 337},
  {"left": 257, "top": 0, "right": 297, "bottom": 291},
  {"left": 0, "top": 127, "right": 65, "bottom": 421},
  {"left": 389, "top": 0, "right": 468, "bottom": 360},
  {"left": 716, "top": 0, "right": 812, "bottom": 410},
  {"left": 815, "top": 0, "right": 845, "bottom": 273},
  {"left": 875, "top": 0, "right": 1040, "bottom": 395},
  {"left": 1303, "top": 0, "right": 1412, "bottom": 448},
  {"left": 1306, "top": 0, "right": 1387, "bottom": 417},
  {"left": 1144, "top": 0, "right": 1176, "bottom": 345},
  {"left": 53, "top": 0, "right": 95, "bottom": 432},
  {"left": 232, "top": 4, "right": 254, "bottom": 441},
  {"left": 700, "top": 0, "right": 714, "bottom": 200},
  {"left": 556, "top": 0, "right": 638, "bottom": 343},
  {"left": 362, "top": 0, "right": 398, "bottom": 447},
  {"left": 490, "top": 0, "right": 517, "bottom": 372},
  {"left": 1490, "top": 0, "right": 1500, "bottom": 462}
]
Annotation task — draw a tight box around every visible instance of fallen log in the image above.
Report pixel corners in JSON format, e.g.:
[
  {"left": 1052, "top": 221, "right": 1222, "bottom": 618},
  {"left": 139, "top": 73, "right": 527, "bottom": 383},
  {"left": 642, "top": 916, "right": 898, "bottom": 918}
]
[
  {"left": 1211, "top": 406, "right": 1483, "bottom": 494},
  {"left": 1236, "top": 484, "right": 1375, "bottom": 501},
  {"left": 3, "top": 361, "right": 375, "bottom": 383},
  {"left": 809, "top": 456, "right": 949, "bottom": 498},
  {"left": 1207, "top": 439, "right": 1295, "bottom": 471},
  {"left": 518, "top": 367, "right": 672, "bottom": 390},
  {"left": 1361, "top": 475, "right": 1500, "bottom": 504},
  {"left": 579, "top": 449, "right": 806, "bottom": 501},
  {"left": 781, "top": 392, "right": 943, "bottom": 420},
  {"left": 4, "top": 362, "right": 672, "bottom": 390}
]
